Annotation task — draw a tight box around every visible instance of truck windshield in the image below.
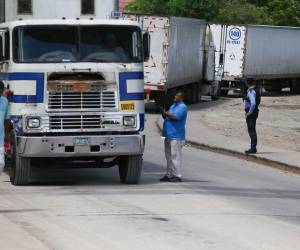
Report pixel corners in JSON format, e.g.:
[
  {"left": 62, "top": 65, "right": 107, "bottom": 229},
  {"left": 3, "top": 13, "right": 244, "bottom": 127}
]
[{"left": 13, "top": 25, "right": 143, "bottom": 63}]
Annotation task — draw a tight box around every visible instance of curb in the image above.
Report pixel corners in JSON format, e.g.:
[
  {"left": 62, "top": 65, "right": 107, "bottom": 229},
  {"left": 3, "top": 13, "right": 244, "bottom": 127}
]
[{"left": 156, "top": 118, "right": 300, "bottom": 174}]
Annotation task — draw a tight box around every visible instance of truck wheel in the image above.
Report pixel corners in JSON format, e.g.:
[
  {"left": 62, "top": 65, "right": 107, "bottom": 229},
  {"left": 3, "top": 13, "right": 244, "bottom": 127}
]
[
  {"left": 9, "top": 131, "right": 31, "bottom": 186},
  {"left": 220, "top": 81, "right": 229, "bottom": 96},
  {"left": 221, "top": 89, "right": 229, "bottom": 96},
  {"left": 119, "top": 155, "right": 143, "bottom": 184},
  {"left": 153, "top": 92, "right": 164, "bottom": 107},
  {"left": 192, "top": 83, "right": 199, "bottom": 104}
]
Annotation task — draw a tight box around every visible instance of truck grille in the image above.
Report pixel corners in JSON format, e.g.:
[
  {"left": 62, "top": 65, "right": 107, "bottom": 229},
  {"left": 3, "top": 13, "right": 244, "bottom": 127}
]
[
  {"left": 47, "top": 91, "right": 117, "bottom": 111},
  {"left": 49, "top": 115, "right": 121, "bottom": 130}
]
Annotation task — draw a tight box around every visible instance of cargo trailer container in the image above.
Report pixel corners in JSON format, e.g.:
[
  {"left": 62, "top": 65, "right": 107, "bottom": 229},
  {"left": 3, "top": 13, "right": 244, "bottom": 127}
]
[
  {"left": 211, "top": 24, "right": 300, "bottom": 94},
  {"left": 125, "top": 14, "right": 222, "bottom": 105}
]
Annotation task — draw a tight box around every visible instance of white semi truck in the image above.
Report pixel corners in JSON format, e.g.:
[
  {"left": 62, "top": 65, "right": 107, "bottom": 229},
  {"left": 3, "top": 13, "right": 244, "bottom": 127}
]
[
  {"left": 211, "top": 24, "right": 300, "bottom": 95},
  {"left": 124, "top": 14, "right": 222, "bottom": 106},
  {"left": 0, "top": 0, "right": 148, "bottom": 185}
]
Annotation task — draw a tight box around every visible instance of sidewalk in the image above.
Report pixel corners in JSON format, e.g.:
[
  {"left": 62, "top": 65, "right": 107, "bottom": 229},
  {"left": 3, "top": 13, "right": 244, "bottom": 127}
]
[{"left": 156, "top": 111, "right": 300, "bottom": 170}]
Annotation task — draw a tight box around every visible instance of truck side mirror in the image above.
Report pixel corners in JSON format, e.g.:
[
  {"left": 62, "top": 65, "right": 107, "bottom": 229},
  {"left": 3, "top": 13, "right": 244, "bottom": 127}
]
[{"left": 143, "top": 32, "right": 150, "bottom": 62}]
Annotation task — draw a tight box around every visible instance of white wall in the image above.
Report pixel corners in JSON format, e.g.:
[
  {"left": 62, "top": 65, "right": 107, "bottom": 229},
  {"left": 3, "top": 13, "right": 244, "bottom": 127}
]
[{"left": 5, "top": 0, "right": 117, "bottom": 22}]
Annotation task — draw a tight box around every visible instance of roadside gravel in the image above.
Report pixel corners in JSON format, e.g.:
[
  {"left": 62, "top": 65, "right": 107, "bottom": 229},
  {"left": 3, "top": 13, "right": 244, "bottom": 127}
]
[{"left": 199, "top": 94, "right": 300, "bottom": 152}]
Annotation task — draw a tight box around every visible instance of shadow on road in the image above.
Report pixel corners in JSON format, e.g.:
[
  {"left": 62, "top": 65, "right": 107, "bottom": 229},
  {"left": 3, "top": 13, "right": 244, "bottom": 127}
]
[{"left": 0, "top": 209, "right": 43, "bottom": 214}]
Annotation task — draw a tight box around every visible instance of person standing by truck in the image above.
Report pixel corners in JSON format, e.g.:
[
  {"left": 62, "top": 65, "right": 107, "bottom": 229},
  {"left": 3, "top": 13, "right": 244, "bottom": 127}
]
[
  {"left": 0, "top": 81, "right": 9, "bottom": 175},
  {"left": 244, "top": 78, "right": 260, "bottom": 154},
  {"left": 160, "top": 92, "right": 188, "bottom": 182}
]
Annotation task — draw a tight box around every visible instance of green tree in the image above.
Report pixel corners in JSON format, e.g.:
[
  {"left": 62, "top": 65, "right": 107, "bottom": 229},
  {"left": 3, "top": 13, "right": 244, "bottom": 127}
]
[
  {"left": 267, "top": 0, "right": 300, "bottom": 26},
  {"left": 168, "top": 0, "right": 221, "bottom": 20},
  {"left": 125, "top": 0, "right": 170, "bottom": 15},
  {"left": 217, "top": 0, "right": 269, "bottom": 24},
  {"left": 125, "top": 0, "right": 221, "bottom": 19},
  {"left": 125, "top": 0, "right": 300, "bottom": 26}
]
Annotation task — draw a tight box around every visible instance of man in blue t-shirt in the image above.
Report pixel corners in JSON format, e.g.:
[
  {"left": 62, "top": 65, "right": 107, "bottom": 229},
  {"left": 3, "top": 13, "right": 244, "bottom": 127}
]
[
  {"left": 160, "top": 92, "right": 188, "bottom": 182},
  {"left": 0, "top": 81, "right": 9, "bottom": 175}
]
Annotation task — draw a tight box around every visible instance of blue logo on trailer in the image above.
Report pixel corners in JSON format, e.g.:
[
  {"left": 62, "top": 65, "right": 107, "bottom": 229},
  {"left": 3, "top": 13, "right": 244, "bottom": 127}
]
[{"left": 229, "top": 27, "right": 241, "bottom": 40}]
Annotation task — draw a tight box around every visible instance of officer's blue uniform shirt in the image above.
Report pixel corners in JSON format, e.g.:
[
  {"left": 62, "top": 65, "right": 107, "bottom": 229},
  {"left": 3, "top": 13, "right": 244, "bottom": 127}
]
[
  {"left": 245, "top": 87, "right": 256, "bottom": 113},
  {"left": 0, "top": 96, "right": 9, "bottom": 147},
  {"left": 163, "top": 101, "right": 188, "bottom": 141}
]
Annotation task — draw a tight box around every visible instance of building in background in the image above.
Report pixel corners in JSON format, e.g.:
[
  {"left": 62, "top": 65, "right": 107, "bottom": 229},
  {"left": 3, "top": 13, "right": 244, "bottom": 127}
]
[{"left": 0, "top": 0, "right": 119, "bottom": 22}]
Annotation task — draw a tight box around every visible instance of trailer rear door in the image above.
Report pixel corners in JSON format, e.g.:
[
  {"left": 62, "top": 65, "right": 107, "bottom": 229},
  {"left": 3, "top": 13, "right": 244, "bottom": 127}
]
[
  {"left": 223, "top": 25, "right": 247, "bottom": 80},
  {"left": 141, "top": 16, "right": 170, "bottom": 91}
]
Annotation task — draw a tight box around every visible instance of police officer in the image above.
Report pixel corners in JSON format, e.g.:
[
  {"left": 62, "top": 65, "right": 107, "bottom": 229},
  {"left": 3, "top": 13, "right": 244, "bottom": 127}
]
[{"left": 244, "top": 78, "right": 260, "bottom": 154}]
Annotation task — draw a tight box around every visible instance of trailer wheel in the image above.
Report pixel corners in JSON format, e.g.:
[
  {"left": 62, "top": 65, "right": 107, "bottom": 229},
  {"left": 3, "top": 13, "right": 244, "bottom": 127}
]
[
  {"left": 9, "top": 131, "right": 31, "bottom": 186},
  {"left": 220, "top": 81, "right": 229, "bottom": 96},
  {"left": 191, "top": 83, "right": 199, "bottom": 104},
  {"left": 197, "top": 83, "right": 202, "bottom": 102},
  {"left": 221, "top": 89, "right": 229, "bottom": 96},
  {"left": 119, "top": 155, "right": 143, "bottom": 184}
]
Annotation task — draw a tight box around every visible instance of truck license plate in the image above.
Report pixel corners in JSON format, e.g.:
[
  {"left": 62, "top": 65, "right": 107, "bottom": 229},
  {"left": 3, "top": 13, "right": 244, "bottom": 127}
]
[{"left": 75, "top": 138, "right": 90, "bottom": 146}]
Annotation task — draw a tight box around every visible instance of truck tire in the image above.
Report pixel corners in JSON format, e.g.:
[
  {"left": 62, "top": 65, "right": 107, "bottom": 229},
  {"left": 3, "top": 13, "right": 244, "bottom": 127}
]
[
  {"left": 184, "top": 86, "right": 193, "bottom": 104},
  {"left": 221, "top": 89, "right": 229, "bottom": 96},
  {"left": 220, "top": 81, "right": 229, "bottom": 96},
  {"left": 191, "top": 83, "right": 199, "bottom": 104},
  {"left": 197, "top": 83, "right": 202, "bottom": 102},
  {"left": 119, "top": 155, "right": 143, "bottom": 184},
  {"left": 9, "top": 131, "right": 31, "bottom": 186}
]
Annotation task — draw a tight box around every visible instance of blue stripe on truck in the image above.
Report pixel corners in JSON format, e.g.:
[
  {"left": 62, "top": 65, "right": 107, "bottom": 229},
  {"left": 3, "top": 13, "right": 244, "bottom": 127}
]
[
  {"left": 119, "top": 71, "right": 144, "bottom": 101},
  {"left": 8, "top": 73, "right": 45, "bottom": 103},
  {"left": 139, "top": 114, "right": 145, "bottom": 131}
]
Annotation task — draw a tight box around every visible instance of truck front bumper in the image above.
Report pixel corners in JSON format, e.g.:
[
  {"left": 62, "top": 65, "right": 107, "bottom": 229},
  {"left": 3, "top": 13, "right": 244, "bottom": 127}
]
[{"left": 17, "top": 134, "right": 145, "bottom": 158}]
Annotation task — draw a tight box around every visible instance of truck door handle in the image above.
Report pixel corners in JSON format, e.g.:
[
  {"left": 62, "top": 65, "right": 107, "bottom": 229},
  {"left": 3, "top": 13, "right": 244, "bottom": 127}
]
[{"left": 71, "top": 68, "right": 92, "bottom": 72}]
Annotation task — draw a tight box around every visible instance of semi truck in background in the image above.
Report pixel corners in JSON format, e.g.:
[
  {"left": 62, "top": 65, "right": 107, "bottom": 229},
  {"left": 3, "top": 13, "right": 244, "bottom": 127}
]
[
  {"left": 211, "top": 24, "right": 300, "bottom": 95},
  {"left": 0, "top": 0, "right": 148, "bottom": 185},
  {"left": 124, "top": 14, "right": 222, "bottom": 106}
]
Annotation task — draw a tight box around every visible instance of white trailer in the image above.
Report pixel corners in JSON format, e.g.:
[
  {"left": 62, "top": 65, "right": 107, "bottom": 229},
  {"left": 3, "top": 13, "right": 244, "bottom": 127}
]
[
  {"left": 0, "top": 0, "right": 147, "bottom": 185},
  {"left": 125, "top": 14, "right": 221, "bottom": 105},
  {"left": 211, "top": 24, "right": 300, "bottom": 94}
]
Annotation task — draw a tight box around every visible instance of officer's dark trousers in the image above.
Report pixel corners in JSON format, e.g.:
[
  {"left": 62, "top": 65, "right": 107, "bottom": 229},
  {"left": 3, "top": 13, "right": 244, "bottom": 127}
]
[{"left": 246, "top": 112, "right": 258, "bottom": 150}]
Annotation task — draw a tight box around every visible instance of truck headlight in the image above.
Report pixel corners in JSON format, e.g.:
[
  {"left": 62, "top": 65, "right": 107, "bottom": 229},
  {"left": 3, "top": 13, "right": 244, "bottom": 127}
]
[
  {"left": 123, "top": 116, "right": 136, "bottom": 127},
  {"left": 27, "top": 117, "right": 41, "bottom": 129}
]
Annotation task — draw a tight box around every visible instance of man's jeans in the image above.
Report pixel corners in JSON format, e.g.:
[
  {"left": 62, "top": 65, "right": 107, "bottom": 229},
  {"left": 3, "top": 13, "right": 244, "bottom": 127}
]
[
  {"left": 246, "top": 112, "right": 258, "bottom": 150},
  {"left": 164, "top": 138, "right": 185, "bottom": 178}
]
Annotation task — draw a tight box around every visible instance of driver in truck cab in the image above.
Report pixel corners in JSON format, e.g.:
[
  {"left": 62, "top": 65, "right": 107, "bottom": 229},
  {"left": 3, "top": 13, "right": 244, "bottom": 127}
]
[
  {"left": 100, "top": 33, "right": 129, "bottom": 61},
  {"left": 0, "top": 81, "right": 10, "bottom": 175}
]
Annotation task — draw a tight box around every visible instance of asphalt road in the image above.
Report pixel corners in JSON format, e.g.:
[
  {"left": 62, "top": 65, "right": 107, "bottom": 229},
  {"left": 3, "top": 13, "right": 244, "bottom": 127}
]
[{"left": 0, "top": 113, "right": 299, "bottom": 250}]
